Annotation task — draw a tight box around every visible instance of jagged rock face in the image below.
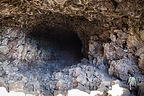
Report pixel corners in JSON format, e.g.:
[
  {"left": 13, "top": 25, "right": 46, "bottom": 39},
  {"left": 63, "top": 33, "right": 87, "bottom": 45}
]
[
  {"left": 136, "top": 47, "right": 144, "bottom": 74},
  {"left": 137, "top": 83, "right": 144, "bottom": 96},
  {"left": 0, "top": 0, "right": 143, "bottom": 25},
  {"left": 0, "top": 0, "right": 144, "bottom": 95},
  {"left": 0, "top": 28, "right": 83, "bottom": 65}
]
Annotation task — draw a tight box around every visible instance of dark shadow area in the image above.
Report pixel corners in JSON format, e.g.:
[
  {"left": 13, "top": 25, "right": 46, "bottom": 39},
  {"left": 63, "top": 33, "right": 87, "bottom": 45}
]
[{"left": 28, "top": 25, "right": 83, "bottom": 68}]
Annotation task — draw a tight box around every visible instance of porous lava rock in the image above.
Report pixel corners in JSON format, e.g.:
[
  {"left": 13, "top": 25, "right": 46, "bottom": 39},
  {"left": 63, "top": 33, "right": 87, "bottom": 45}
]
[{"left": 0, "top": 0, "right": 144, "bottom": 95}]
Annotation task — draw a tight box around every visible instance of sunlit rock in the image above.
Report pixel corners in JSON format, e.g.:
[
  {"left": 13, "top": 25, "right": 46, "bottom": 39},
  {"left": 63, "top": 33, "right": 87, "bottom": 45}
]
[
  {"left": 67, "top": 89, "right": 89, "bottom": 96},
  {"left": 107, "top": 84, "right": 130, "bottom": 96}
]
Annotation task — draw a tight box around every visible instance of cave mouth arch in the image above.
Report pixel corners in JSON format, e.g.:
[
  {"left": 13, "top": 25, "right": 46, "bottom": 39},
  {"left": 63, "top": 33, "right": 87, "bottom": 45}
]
[{"left": 28, "top": 24, "right": 83, "bottom": 68}]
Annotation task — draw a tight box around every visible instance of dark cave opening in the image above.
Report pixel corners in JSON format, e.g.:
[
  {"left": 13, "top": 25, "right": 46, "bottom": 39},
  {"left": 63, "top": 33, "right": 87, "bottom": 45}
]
[{"left": 28, "top": 25, "right": 83, "bottom": 68}]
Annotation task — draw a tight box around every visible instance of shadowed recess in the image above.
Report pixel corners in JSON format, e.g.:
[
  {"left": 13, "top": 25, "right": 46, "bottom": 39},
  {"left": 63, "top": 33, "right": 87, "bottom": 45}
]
[{"left": 28, "top": 24, "right": 83, "bottom": 68}]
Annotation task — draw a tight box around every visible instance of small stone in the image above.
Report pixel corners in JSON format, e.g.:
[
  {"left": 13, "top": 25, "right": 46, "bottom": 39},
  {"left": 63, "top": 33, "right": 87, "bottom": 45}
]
[
  {"left": 76, "top": 74, "right": 87, "bottom": 85},
  {"left": 55, "top": 72, "right": 63, "bottom": 80},
  {"left": 115, "top": 0, "right": 123, "bottom": 2},
  {"left": 90, "top": 91, "right": 103, "bottom": 96},
  {"left": 0, "top": 46, "right": 9, "bottom": 54},
  {"left": 0, "top": 77, "right": 7, "bottom": 87},
  {"left": 73, "top": 67, "right": 82, "bottom": 77},
  {"left": 9, "top": 30, "right": 18, "bottom": 37},
  {"left": 107, "top": 84, "right": 130, "bottom": 96},
  {"left": 17, "top": 45, "right": 24, "bottom": 53},
  {"left": 92, "top": 58, "right": 97, "bottom": 65},
  {"left": 9, "top": 82, "right": 24, "bottom": 92},
  {"left": 2, "top": 38, "right": 8, "bottom": 45},
  {"left": 54, "top": 0, "right": 66, "bottom": 4},
  {"left": 140, "top": 30, "right": 144, "bottom": 41},
  {"left": 3, "top": 60, "right": 10, "bottom": 66},
  {"left": 24, "top": 83, "right": 34, "bottom": 93},
  {"left": 56, "top": 79, "right": 67, "bottom": 90},
  {"left": 110, "top": 34, "right": 116, "bottom": 42},
  {"left": 111, "top": 80, "right": 121, "bottom": 86}
]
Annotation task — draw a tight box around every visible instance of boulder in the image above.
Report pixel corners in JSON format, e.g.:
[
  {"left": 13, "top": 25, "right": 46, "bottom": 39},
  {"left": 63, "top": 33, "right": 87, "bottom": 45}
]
[
  {"left": 0, "top": 46, "right": 9, "bottom": 54},
  {"left": 137, "top": 82, "right": 144, "bottom": 96},
  {"left": 67, "top": 89, "right": 89, "bottom": 96},
  {"left": 0, "top": 87, "right": 34, "bottom": 96},
  {"left": 108, "top": 59, "right": 134, "bottom": 80},
  {"left": 0, "top": 77, "right": 7, "bottom": 88},
  {"left": 107, "top": 84, "right": 130, "bottom": 96},
  {"left": 67, "top": 89, "right": 104, "bottom": 96},
  {"left": 56, "top": 79, "right": 67, "bottom": 90},
  {"left": 2, "top": 38, "right": 8, "bottom": 45},
  {"left": 138, "top": 54, "right": 144, "bottom": 74},
  {"left": 136, "top": 47, "right": 144, "bottom": 74},
  {"left": 0, "top": 87, "right": 8, "bottom": 96},
  {"left": 76, "top": 74, "right": 87, "bottom": 85},
  {"left": 9, "top": 81, "right": 25, "bottom": 92},
  {"left": 90, "top": 91, "right": 104, "bottom": 96},
  {"left": 55, "top": 72, "right": 64, "bottom": 80}
]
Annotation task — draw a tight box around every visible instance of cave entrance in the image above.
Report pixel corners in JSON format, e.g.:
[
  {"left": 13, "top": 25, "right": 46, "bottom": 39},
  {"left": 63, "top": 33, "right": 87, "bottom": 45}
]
[{"left": 29, "top": 25, "right": 83, "bottom": 69}]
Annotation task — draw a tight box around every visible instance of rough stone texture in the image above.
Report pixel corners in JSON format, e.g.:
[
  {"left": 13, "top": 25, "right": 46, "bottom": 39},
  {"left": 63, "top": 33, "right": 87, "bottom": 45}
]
[
  {"left": 0, "top": 0, "right": 143, "bottom": 27},
  {"left": 0, "top": 87, "right": 34, "bottom": 96},
  {"left": 0, "top": 53, "right": 103, "bottom": 95},
  {"left": 66, "top": 89, "right": 104, "bottom": 96},
  {"left": 0, "top": 28, "right": 143, "bottom": 95},
  {"left": 107, "top": 84, "right": 130, "bottom": 96},
  {"left": 137, "top": 82, "right": 144, "bottom": 96},
  {"left": 108, "top": 58, "right": 136, "bottom": 80},
  {"left": 136, "top": 47, "right": 144, "bottom": 74},
  {"left": 0, "top": 0, "right": 144, "bottom": 95},
  {"left": 0, "top": 0, "right": 143, "bottom": 59},
  {"left": 102, "top": 31, "right": 142, "bottom": 80}
]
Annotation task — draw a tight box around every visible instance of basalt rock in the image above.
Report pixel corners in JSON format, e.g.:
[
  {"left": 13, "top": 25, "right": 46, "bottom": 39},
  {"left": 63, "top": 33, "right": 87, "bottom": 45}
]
[
  {"left": 0, "top": 0, "right": 144, "bottom": 95},
  {"left": 137, "top": 82, "right": 144, "bottom": 96}
]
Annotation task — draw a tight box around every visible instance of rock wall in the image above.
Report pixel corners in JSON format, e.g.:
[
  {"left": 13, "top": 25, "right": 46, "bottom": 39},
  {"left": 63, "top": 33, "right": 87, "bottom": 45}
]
[
  {"left": 0, "top": 20, "right": 143, "bottom": 96},
  {"left": 0, "top": 9, "right": 144, "bottom": 80},
  {"left": 0, "top": 28, "right": 42, "bottom": 64},
  {"left": 88, "top": 29, "right": 144, "bottom": 80},
  {"left": 0, "top": 0, "right": 144, "bottom": 95}
]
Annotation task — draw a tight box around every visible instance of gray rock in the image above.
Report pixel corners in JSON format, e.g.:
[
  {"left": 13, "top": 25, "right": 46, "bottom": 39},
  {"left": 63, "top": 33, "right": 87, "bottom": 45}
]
[
  {"left": 76, "top": 83, "right": 90, "bottom": 93},
  {"left": 55, "top": 72, "right": 63, "bottom": 80},
  {"left": 0, "top": 67, "right": 4, "bottom": 77},
  {"left": 24, "top": 83, "right": 34, "bottom": 93},
  {"left": 110, "top": 34, "right": 117, "bottom": 42},
  {"left": 138, "top": 53, "right": 144, "bottom": 74},
  {"left": 137, "top": 82, "right": 144, "bottom": 96},
  {"left": 67, "top": 89, "right": 89, "bottom": 96},
  {"left": 0, "top": 77, "right": 7, "bottom": 88},
  {"left": 76, "top": 74, "right": 87, "bottom": 85},
  {"left": 56, "top": 79, "right": 67, "bottom": 90},
  {"left": 17, "top": 45, "right": 24, "bottom": 53},
  {"left": 108, "top": 59, "right": 134, "bottom": 80},
  {"left": 9, "top": 81, "right": 24, "bottom": 92},
  {"left": 0, "top": 46, "right": 9, "bottom": 54},
  {"left": 0, "top": 54, "right": 7, "bottom": 62},
  {"left": 73, "top": 67, "right": 82, "bottom": 77},
  {"left": 2, "top": 38, "right": 8, "bottom": 45},
  {"left": 103, "top": 43, "right": 116, "bottom": 60},
  {"left": 107, "top": 84, "right": 130, "bottom": 96},
  {"left": 96, "top": 56, "right": 106, "bottom": 70}
]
